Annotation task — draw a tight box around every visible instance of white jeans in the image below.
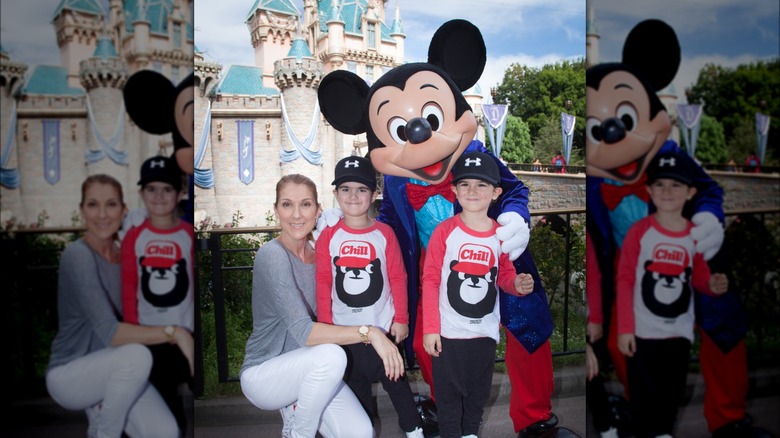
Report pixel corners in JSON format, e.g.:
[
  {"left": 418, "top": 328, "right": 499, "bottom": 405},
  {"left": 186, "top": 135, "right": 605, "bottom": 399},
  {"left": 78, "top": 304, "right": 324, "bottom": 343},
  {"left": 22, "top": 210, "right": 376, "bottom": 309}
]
[
  {"left": 240, "top": 344, "right": 373, "bottom": 438},
  {"left": 46, "top": 344, "right": 178, "bottom": 438}
]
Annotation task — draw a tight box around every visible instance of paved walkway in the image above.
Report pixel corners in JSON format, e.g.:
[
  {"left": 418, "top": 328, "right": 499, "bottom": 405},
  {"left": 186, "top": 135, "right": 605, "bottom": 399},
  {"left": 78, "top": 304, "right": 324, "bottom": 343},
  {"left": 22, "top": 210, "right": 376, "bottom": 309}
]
[{"left": 9, "top": 365, "right": 779, "bottom": 437}]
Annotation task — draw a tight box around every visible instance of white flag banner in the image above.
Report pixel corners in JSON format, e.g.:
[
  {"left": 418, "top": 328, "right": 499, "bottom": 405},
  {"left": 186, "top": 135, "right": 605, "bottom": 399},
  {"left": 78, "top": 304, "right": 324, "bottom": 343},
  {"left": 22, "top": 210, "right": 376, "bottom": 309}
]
[
  {"left": 482, "top": 104, "right": 509, "bottom": 158},
  {"left": 560, "top": 112, "right": 576, "bottom": 164},
  {"left": 676, "top": 104, "right": 703, "bottom": 157},
  {"left": 756, "top": 112, "right": 770, "bottom": 165}
]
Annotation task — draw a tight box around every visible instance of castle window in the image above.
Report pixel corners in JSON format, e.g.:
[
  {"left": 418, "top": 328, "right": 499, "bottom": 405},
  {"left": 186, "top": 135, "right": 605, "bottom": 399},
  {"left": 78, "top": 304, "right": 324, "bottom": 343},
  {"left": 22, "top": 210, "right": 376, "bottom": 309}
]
[
  {"left": 347, "top": 61, "right": 357, "bottom": 74},
  {"left": 367, "top": 22, "right": 376, "bottom": 48},
  {"left": 172, "top": 65, "right": 180, "bottom": 82},
  {"left": 173, "top": 23, "right": 182, "bottom": 48},
  {"left": 366, "top": 65, "right": 374, "bottom": 84},
  {"left": 153, "top": 62, "right": 163, "bottom": 73}
]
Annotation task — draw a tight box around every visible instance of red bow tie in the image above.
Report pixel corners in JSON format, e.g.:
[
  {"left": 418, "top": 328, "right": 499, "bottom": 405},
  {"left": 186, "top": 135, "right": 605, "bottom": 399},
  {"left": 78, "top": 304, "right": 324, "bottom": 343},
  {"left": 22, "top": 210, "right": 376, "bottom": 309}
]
[
  {"left": 406, "top": 173, "right": 455, "bottom": 211},
  {"left": 601, "top": 174, "right": 650, "bottom": 210}
]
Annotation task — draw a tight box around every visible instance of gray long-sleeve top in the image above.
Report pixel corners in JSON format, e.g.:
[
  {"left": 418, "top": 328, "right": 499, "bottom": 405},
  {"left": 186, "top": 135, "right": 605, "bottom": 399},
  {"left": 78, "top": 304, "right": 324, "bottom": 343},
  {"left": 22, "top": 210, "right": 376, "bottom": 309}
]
[
  {"left": 240, "top": 239, "right": 317, "bottom": 375},
  {"left": 47, "top": 239, "right": 122, "bottom": 372}
]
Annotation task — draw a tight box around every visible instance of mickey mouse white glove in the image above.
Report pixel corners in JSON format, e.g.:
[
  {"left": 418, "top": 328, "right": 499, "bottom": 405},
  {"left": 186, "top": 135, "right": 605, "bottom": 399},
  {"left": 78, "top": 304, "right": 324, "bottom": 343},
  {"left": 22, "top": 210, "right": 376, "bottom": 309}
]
[
  {"left": 495, "top": 211, "right": 530, "bottom": 261},
  {"left": 119, "top": 207, "right": 148, "bottom": 241},
  {"left": 312, "top": 207, "right": 343, "bottom": 241},
  {"left": 690, "top": 211, "right": 724, "bottom": 261}
]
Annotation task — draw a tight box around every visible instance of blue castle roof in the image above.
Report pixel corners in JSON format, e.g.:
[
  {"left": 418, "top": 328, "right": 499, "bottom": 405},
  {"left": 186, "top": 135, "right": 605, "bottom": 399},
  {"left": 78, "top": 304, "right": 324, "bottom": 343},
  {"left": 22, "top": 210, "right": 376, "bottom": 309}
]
[
  {"left": 318, "top": 0, "right": 393, "bottom": 43},
  {"left": 124, "top": 0, "right": 172, "bottom": 35},
  {"left": 92, "top": 36, "right": 119, "bottom": 59},
  {"left": 53, "top": 0, "right": 104, "bottom": 18},
  {"left": 246, "top": 0, "right": 300, "bottom": 20},
  {"left": 20, "top": 65, "right": 84, "bottom": 96},
  {"left": 216, "top": 65, "right": 279, "bottom": 96}
]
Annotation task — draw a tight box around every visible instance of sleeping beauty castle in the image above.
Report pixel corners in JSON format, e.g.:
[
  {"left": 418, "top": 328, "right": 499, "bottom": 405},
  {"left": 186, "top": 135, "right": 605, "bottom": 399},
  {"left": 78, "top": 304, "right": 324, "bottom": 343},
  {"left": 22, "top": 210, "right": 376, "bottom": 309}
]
[
  {"left": 0, "top": 0, "right": 194, "bottom": 227},
  {"left": 192, "top": 0, "right": 486, "bottom": 227}
]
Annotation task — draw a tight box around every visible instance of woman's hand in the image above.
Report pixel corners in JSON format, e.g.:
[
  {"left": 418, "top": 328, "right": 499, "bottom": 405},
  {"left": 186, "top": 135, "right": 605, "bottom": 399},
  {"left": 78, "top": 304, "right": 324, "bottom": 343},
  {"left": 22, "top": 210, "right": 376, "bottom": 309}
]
[
  {"left": 367, "top": 329, "right": 404, "bottom": 381},
  {"left": 173, "top": 328, "right": 195, "bottom": 376}
]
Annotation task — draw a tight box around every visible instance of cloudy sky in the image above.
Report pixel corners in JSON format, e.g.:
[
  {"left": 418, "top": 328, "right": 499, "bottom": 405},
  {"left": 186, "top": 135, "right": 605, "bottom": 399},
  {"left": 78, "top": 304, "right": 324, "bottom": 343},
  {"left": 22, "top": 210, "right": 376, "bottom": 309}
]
[
  {"left": 591, "top": 0, "right": 780, "bottom": 102},
  {"left": 193, "top": 0, "right": 585, "bottom": 101}
]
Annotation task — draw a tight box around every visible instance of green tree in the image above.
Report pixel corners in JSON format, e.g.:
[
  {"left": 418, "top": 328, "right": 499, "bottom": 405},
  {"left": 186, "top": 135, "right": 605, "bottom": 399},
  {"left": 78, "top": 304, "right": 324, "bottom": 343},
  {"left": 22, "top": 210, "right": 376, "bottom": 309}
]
[
  {"left": 727, "top": 116, "right": 760, "bottom": 167},
  {"left": 487, "top": 114, "right": 533, "bottom": 164},
  {"left": 492, "top": 58, "right": 586, "bottom": 163},
  {"left": 688, "top": 59, "right": 779, "bottom": 164},
  {"left": 533, "top": 117, "right": 564, "bottom": 165},
  {"left": 692, "top": 114, "right": 727, "bottom": 164}
]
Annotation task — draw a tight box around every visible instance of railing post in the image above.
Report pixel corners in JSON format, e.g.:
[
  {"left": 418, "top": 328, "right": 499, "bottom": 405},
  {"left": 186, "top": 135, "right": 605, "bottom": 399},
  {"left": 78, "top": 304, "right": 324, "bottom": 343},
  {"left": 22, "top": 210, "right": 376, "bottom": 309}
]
[
  {"left": 209, "top": 233, "right": 230, "bottom": 383},
  {"left": 563, "top": 212, "right": 571, "bottom": 352}
]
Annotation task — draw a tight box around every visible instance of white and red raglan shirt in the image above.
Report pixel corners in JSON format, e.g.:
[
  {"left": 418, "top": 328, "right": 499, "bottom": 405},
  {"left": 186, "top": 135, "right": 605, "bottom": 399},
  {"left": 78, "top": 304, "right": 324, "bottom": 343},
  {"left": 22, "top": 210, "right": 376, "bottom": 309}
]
[
  {"left": 315, "top": 220, "right": 408, "bottom": 331},
  {"left": 422, "top": 215, "right": 519, "bottom": 343},
  {"left": 121, "top": 219, "right": 194, "bottom": 332},
  {"left": 617, "top": 215, "right": 715, "bottom": 342}
]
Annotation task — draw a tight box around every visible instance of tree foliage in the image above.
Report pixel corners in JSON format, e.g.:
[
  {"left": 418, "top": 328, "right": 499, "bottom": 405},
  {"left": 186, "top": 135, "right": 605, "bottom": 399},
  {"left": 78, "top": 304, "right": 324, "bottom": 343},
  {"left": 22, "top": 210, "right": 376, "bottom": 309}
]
[
  {"left": 492, "top": 58, "right": 586, "bottom": 164},
  {"left": 693, "top": 115, "right": 728, "bottom": 164},
  {"left": 688, "top": 59, "right": 779, "bottom": 164},
  {"left": 487, "top": 114, "right": 533, "bottom": 164}
]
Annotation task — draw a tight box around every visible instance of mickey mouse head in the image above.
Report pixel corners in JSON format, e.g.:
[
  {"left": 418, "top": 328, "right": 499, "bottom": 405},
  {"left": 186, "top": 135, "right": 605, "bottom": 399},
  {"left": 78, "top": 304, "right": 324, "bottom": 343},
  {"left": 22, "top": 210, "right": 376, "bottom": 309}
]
[
  {"left": 318, "top": 19, "right": 486, "bottom": 185},
  {"left": 585, "top": 19, "right": 681, "bottom": 184}
]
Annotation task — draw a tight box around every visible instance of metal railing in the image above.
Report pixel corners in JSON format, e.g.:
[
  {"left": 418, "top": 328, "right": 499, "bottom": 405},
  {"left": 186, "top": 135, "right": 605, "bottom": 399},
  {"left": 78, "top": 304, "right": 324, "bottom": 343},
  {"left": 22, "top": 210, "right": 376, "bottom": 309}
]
[
  {"left": 4, "top": 207, "right": 778, "bottom": 398},
  {"left": 194, "top": 208, "right": 588, "bottom": 391}
]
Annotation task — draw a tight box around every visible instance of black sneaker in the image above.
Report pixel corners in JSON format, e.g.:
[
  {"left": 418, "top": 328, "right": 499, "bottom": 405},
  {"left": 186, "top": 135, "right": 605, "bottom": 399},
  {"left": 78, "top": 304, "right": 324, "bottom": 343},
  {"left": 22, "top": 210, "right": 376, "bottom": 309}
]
[{"left": 413, "top": 394, "right": 439, "bottom": 438}]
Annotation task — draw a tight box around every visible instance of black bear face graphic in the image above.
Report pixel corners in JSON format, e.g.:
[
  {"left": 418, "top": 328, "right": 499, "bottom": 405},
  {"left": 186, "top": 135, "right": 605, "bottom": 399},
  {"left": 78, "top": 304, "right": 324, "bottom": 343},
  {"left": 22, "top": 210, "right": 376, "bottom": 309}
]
[
  {"left": 333, "top": 257, "right": 384, "bottom": 308},
  {"left": 446, "top": 260, "right": 498, "bottom": 319},
  {"left": 140, "top": 257, "right": 189, "bottom": 308},
  {"left": 641, "top": 260, "right": 692, "bottom": 318}
]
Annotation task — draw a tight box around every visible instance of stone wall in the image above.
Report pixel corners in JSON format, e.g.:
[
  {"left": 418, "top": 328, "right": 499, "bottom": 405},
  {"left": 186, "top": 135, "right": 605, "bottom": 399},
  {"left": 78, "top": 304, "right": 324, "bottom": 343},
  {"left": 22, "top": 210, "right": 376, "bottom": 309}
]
[{"left": 514, "top": 171, "right": 586, "bottom": 211}]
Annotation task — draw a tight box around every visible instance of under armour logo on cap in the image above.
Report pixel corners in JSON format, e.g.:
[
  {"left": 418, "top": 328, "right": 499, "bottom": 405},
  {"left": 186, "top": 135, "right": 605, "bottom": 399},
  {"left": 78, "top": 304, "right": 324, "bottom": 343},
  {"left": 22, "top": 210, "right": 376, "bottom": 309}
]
[
  {"left": 464, "top": 157, "right": 482, "bottom": 167},
  {"left": 659, "top": 157, "right": 676, "bottom": 168},
  {"left": 149, "top": 159, "right": 166, "bottom": 169},
  {"left": 343, "top": 160, "right": 360, "bottom": 168}
]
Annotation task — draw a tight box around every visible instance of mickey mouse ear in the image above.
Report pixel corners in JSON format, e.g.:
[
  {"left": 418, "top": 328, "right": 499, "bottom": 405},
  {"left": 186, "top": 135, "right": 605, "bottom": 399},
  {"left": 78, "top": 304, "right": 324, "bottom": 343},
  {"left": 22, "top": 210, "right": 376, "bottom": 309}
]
[
  {"left": 428, "top": 19, "right": 486, "bottom": 91},
  {"left": 123, "top": 70, "right": 176, "bottom": 135},
  {"left": 622, "top": 19, "right": 681, "bottom": 92}
]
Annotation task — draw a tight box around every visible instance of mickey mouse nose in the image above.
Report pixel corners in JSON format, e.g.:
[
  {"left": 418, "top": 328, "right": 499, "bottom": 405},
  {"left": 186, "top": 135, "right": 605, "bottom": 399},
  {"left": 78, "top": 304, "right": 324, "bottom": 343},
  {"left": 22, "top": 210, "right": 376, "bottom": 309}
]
[
  {"left": 601, "top": 117, "right": 627, "bottom": 144},
  {"left": 406, "top": 117, "right": 433, "bottom": 144}
]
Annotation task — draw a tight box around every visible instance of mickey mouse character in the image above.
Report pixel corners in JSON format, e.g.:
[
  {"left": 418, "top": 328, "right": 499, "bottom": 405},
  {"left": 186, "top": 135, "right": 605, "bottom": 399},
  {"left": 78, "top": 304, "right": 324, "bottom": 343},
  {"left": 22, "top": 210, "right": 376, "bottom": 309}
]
[
  {"left": 318, "top": 19, "right": 563, "bottom": 437},
  {"left": 585, "top": 19, "right": 753, "bottom": 436}
]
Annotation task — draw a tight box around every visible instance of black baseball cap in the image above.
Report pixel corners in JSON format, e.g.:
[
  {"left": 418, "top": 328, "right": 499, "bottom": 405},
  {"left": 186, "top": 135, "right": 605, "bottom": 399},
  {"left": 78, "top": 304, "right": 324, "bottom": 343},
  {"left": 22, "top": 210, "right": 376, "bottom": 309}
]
[
  {"left": 451, "top": 151, "right": 500, "bottom": 186},
  {"left": 138, "top": 155, "right": 183, "bottom": 191},
  {"left": 646, "top": 151, "right": 693, "bottom": 186},
  {"left": 332, "top": 155, "right": 377, "bottom": 191}
]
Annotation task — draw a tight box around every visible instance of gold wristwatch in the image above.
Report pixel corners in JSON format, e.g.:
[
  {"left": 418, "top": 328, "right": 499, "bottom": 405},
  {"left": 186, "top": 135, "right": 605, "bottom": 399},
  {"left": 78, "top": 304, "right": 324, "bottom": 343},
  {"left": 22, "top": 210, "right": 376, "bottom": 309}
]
[
  {"left": 358, "top": 325, "right": 371, "bottom": 343},
  {"left": 164, "top": 325, "right": 176, "bottom": 341}
]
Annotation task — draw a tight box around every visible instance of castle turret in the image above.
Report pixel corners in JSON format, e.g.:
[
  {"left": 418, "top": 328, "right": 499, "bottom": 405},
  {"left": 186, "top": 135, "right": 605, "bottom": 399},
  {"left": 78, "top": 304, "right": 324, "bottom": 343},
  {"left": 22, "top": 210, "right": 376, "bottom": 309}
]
[
  {"left": 586, "top": 5, "right": 599, "bottom": 68},
  {"left": 132, "top": 0, "right": 151, "bottom": 69},
  {"left": 52, "top": 0, "right": 105, "bottom": 88},
  {"left": 80, "top": 35, "right": 130, "bottom": 180},
  {"left": 325, "top": 0, "right": 345, "bottom": 68},
  {"left": 389, "top": 3, "right": 405, "bottom": 66},
  {"left": 274, "top": 28, "right": 332, "bottom": 205},
  {"left": 246, "top": 0, "right": 298, "bottom": 89}
]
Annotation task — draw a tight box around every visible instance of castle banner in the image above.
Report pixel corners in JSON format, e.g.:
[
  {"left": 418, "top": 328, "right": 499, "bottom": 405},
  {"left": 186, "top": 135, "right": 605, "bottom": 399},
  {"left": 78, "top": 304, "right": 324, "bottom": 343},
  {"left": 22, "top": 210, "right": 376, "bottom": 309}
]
[
  {"left": 237, "top": 120, "right": 255, "bottom": 185},
  {"left": 42, "top": 120, "right": 60, "bottom": 185}
]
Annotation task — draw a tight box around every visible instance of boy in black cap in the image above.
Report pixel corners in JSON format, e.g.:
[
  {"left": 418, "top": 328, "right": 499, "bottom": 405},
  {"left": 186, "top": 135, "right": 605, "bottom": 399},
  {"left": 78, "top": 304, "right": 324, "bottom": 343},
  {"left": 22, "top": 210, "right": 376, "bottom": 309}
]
[
  {"left": 615, "top": 150, "right": 729, "bottom": 438},
  {"left": 121, "top": 155, "right": 193, "bottom": 433},
  {"left": 315, "top": 155, "right": 424, "bottom": 437},
  {"left": 421, "top": 151, "right": 534, "bottom": 438}
]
